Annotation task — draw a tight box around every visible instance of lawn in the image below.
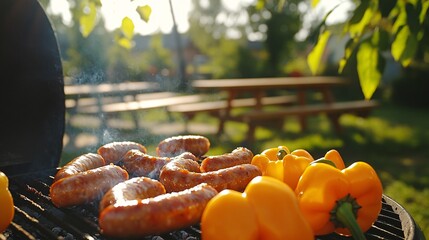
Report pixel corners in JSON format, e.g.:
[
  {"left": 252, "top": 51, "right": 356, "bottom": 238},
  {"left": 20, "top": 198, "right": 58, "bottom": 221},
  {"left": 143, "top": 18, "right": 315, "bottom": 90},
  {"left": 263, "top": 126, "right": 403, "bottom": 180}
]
[{"left": 62, "top": 100, "right": 429, "bottom": 237}]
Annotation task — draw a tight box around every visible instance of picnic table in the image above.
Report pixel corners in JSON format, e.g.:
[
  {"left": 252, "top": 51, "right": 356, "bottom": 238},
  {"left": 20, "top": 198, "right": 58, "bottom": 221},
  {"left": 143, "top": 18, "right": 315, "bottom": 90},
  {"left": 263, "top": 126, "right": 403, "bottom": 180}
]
[
  {"left": 169, "top": 76, "right": 379, "bottom": 142},
  {"left": 64, "top": 81, "right": 205, "bottom": 142}
]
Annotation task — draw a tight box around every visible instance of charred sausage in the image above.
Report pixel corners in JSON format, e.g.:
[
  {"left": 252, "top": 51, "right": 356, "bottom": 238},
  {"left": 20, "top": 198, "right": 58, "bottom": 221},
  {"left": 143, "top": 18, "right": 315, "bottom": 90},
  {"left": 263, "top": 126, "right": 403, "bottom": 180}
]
[
  {"left": 122, "top": 150, "right": 197, "bottom": 179},
  {"left": 99, "top": 183, "right": 218, "bottom": 238},
  {"left": 50, "top": 165, "right": 128, "bottom": 208},
  {"left": 156, "top": 135, "right": 210, "bottom": 158},
  {"left": 99, "top": 177, "right": 166, "bottom": 212},
  {"left": 200, "top": 147, "right": 253, "bottom": 172},
  {"left": 159, "top": 158, "right": 262, "bottom": 192},
  {"left": 97, "top": 141, "right": 147, "bottom": 164},
  {"left": 53, "top": 153, "right": 106, "bottom": 182}
]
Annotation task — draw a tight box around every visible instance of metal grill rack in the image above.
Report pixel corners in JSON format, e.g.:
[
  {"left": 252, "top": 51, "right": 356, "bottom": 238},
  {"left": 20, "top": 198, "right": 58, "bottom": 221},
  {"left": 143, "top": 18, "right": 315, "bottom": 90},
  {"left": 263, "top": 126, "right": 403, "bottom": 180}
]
[{"left": 1, "top": 170, "right": 424, "bottom": 240}]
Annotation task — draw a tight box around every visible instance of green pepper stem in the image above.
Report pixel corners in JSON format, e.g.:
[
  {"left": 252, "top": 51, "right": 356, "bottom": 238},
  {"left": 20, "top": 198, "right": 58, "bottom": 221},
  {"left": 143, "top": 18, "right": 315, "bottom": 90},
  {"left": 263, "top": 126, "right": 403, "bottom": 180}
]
[
  {"left": 312, "top": 158, "right": 337, "bottom": 168},
  {"left": 336, "top": 202, "right": 366, "bottom": 240}
]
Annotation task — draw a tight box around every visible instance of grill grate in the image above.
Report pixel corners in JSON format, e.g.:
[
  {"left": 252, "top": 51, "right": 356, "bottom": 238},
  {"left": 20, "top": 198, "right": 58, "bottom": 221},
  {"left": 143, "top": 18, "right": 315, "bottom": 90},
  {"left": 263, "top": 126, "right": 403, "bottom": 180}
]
[{"left": 0, "top": 170, "right": 421, "bottom": 240}]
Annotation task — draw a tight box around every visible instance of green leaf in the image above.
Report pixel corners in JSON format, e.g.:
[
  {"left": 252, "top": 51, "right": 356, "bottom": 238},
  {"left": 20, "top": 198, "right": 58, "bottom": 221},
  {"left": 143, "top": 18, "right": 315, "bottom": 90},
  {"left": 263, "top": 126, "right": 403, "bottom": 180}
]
[
  {"left": 406, "top": 3, "right": 420, "bottom": 34},
  {"left": 347, "top": 6, "right": 374, "bottom": 38},
  {"left": 378, "top": 28, "right": 390, "bottom": 52},
  {"left": 349, "top": 0, "right": 370, "bottom": 24},
  {"left": 338, "top": 38, "right": 357, "bottom": 73},
  {"left": 137, "top": 5, "right": 152, "bottom": 23},
  {"left": 117, "top": 37, "right": 133, "bottom": 49},
  {"left": 356, "top": 39, "right": 381, "bottom": 99},
  {"left": 379, "top": 0, "right": 397, "bottom": 17},
  {"left": 420, "top": 0, "right": 429, "bottom": 24},
  {"left": 79, "top": 1, "right": 97, "bottom": 38},
  {"left": 121, "top": 17, "right": 135, "bottom": 40},
  {"left": 392, "top": 5, "right": 407, "bottom": 34},
  {"left": 391, "top": 26, "right": 417, "bottom": 67},
  {"left": 307, "top": 30, "right": 331, "bottom": 75},
  {"left": 311, "top": 0, "right": 320, "bottom": 8},
  {"left": 255, "top": 0, "right": 265, "bottom": 10}
]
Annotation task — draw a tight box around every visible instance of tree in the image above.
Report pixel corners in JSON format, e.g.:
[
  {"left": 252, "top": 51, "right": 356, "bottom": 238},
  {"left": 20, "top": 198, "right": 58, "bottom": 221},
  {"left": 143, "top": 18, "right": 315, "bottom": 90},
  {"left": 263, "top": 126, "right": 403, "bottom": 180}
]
[
  {"left": 307, "top": 0, "right": 429, "bottom": 99},
  {"left": 247, "top": 0, "right": 304, "bottom": 76}
]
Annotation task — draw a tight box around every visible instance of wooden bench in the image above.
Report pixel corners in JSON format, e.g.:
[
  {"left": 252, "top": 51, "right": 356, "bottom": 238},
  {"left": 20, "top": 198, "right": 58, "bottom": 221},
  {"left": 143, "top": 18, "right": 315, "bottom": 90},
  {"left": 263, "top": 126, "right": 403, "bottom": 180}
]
[
  {"left": 238, "top": 100, "right": 380, "bottom": 143},
  {"left": 76, "top": 93, "right": 206, "bottom": 129},
  {"left": 167, "top": 95, "right": 298, "bottom": 131}
]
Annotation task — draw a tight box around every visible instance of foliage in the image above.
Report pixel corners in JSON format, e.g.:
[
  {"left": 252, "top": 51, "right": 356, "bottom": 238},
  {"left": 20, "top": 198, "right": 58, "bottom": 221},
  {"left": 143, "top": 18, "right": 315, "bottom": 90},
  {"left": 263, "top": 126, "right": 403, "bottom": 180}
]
[
  {"left": 187, "top": 0, "right": 305, "bottom": 78},
  {"left": 307, "top": 0, "right": 429, "bottom": 99},
  {"left": 55, "top": 0, "right": 151, "bottom": 49},
  {"left": 247, "top": 0, "right": 304, "bottom": 76}
]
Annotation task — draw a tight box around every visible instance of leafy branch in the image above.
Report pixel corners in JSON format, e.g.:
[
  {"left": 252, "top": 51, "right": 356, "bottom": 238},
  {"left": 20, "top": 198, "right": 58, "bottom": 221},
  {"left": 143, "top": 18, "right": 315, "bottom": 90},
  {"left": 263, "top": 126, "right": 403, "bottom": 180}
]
[
  {"left": 77, "top": 0, "right": 152, "bottom": 49},
  {"left": 307, "top": 0, "right": 429, "bottom": 99}
]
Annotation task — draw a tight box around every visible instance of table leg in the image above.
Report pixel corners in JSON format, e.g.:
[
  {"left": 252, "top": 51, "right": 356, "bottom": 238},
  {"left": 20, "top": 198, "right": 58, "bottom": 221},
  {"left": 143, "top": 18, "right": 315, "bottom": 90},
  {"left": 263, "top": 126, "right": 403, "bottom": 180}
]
[
  {"left": 297, "top": 90, "right": 307, "bottom": 131},
  {"left": 321, "top": 87, "right": 341, "bottom": 132},
  {"left": 217, "top": 91, "right": 236, "bottom": 136}
]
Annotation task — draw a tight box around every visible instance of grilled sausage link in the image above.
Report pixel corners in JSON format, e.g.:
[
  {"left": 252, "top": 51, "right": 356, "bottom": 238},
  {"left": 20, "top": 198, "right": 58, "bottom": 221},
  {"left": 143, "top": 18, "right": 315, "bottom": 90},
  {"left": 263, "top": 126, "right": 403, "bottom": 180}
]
[
  {"left": 156, "top": 135, "right": 210, "bottom": 158},
  {"left": 53, "top": 153, "right": 106, "bottom": 182},
  {"left": 99, "top": 183, "right": 218, "bottom": 238},
  {"left": 50, "top": 165, "right": 128, "bottom": 208},
  {"left": 200, "top": 147, "right": 254, "bottom": 172},
  {"left": 97, "top": 141, "right": 147, "bottom": 164},
  {"left": 122, "top": 150, "right": 197, "bottom": 179},
  {"left": 159, "top": 158, "right": 262, "bottom": 192},
  {"left": 99, "top": 177, "right": 166, "bottom": 212}
]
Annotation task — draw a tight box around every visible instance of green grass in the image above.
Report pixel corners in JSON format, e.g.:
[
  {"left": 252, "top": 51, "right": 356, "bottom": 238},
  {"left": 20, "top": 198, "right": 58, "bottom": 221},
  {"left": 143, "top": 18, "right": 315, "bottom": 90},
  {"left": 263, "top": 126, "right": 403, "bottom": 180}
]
[{"left": 63, "top": 101, "right": 429, "bottom": 237}]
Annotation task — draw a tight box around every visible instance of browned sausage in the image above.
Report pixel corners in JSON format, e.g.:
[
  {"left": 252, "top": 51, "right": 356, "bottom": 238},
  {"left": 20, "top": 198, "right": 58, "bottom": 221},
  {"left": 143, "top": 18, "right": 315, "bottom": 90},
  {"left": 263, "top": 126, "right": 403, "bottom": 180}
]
[
  {"left": 53, "top": 153, "right": 106, "bottom": 182},
  {"left": 50, "top": 165, "right": 129, "bottom": 208},
  {"left": 122, "top": 150, "right": 197, "bottom": 179},
  {"left": 156, "top": 135, "right": 210, "bottom": 158},
  {"left": 99, "top": 177, "right": 166, "bottom": 212},
  {"left": 99, "top": 183, "right": 218, "bottom": 238},
  {"left": 97, "top": 141, "right": 147, "bottom": 164},
  {"left": 159, "top": 158, "right": 262, "bottom": 192},
  {"left": 200, "top": 147, "right": 254, "bottom": 172}
]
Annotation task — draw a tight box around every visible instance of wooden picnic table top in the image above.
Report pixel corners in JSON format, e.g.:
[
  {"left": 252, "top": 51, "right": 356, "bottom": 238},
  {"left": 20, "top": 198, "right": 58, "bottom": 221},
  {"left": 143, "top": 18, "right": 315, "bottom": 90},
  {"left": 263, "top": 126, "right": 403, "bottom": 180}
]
[
  {"left": 192, "top": 76, "right": 348, "bottom": 91},
  {"left": 64, "top": 81, "right": 160, "bottom": 98}
]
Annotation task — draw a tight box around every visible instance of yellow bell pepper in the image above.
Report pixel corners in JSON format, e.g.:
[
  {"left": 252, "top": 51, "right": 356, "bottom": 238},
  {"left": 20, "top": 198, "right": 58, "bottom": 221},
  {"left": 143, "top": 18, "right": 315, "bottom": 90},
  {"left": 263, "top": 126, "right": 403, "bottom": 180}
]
[
  {"left": 0, "top": 171, "right": 14, "bottom": 233},
  {"left": 251, "top": 146, "right": 289, "bottom": 181},
  {"left": 245, "top": 176, "right": 314, "bottom": 240},
  {"left": 201, "top": 176, "right": 314, "bottom": 240},
  {"left": 201, "top": 190, "right": 259, "bottom": 240},
  {"left": 290, "top": 149, "right": 314, "bottom": 161},
  {"left": 282, "top": 154, "right": 313, "bottom": 190},
  {"left": 323, "top": 149, "right": 346, "bottom": 169},
  {"left": 295, "top": 162, "right": 383, "bottom": 239},
  {"left": 252, "top": 147, "right": 315, "bottom": 190}
]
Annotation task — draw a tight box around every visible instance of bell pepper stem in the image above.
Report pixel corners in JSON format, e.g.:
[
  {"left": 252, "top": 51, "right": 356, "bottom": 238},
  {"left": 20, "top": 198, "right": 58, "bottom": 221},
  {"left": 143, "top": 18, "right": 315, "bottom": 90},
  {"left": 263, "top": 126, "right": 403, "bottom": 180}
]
[{"left": 336, "top": 202, "right": 366, "bottom": 240}]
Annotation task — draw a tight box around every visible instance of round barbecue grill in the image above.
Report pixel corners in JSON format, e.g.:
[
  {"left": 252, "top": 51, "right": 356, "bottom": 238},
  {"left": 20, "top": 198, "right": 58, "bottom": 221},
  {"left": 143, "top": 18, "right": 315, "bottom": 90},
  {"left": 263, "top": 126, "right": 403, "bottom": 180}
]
[{"left": 0, "top": 0, "right": 425, "bottom": 239}]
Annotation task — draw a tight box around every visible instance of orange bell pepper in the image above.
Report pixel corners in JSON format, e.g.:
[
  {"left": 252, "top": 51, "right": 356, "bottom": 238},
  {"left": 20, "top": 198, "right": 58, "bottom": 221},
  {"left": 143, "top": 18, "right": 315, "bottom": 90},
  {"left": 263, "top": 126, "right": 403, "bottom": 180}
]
[
  {"left": 0, "top": 171, "right": 14, "bottom": 233},
  {"left": 295, "top": 161, "right": 383, "bottom": 239},
  {"left": 201, "top": 176, "right": 313, "bottom": 240}
]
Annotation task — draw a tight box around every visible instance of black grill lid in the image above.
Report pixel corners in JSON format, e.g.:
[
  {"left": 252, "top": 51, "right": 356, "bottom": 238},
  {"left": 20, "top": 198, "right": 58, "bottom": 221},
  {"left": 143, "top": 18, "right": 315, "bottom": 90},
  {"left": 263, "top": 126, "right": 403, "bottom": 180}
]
[{"left": 0, "top": 0, "right": 65, "bottom": 175}]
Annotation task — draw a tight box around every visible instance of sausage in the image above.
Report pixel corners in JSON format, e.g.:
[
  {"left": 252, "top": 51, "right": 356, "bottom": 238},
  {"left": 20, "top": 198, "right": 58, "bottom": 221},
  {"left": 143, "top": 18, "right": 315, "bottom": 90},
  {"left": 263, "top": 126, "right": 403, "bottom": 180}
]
[
  {"left": 159, "top": 158, "right": 262, "bottom": 192},
  {"left": 53, "top": 153, "right": 106, "bottom": 182},
  {"left": 156, "top": 135, "right": 210, "bottom": 158},
  {"left": 122, "top": 150, "right": 197, "bottom": 179},
  {"left": 97, "top": 141, "right": 147, "bottom": 164},
  {"left": 200, "top": 147, "right": 254, "bottom": 172},
  {"left": 99, "top": 183, "right": 218, "bottom": 238},
  {"left": 50, "top": 165, "right": 129, "bottom": 208},
  {"left": 99, "top": 177, "right": 166, "bottom": 212}
]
